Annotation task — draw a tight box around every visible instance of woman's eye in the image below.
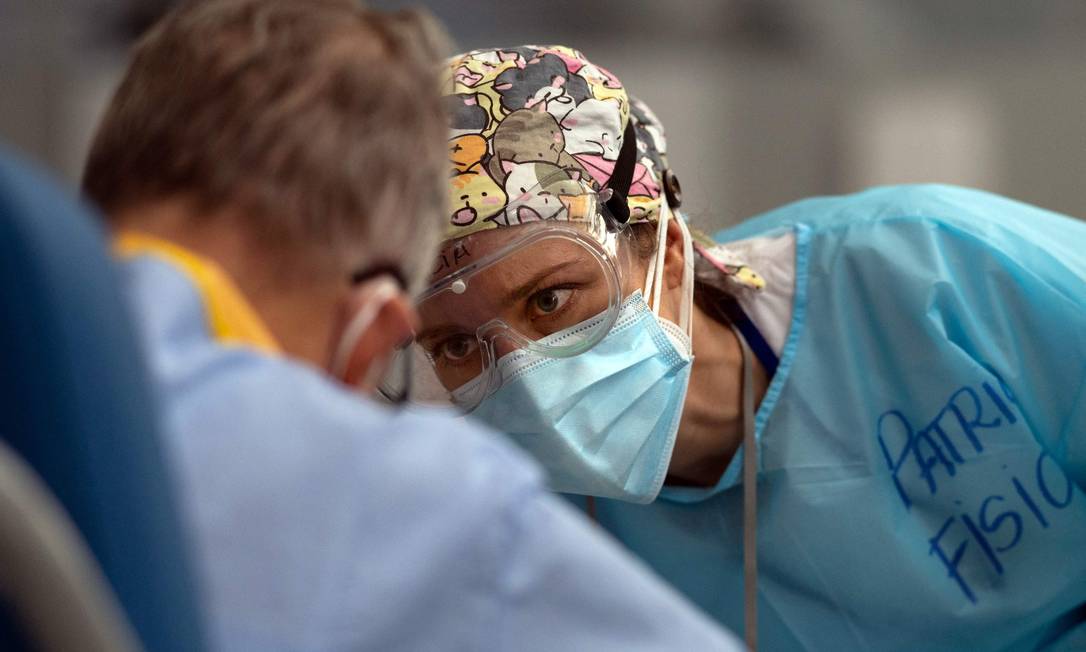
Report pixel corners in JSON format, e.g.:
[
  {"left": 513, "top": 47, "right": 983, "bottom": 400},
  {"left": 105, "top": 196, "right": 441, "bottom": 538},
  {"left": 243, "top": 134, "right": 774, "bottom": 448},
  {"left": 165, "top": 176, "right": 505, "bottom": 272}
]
[
  {"left": 438, "top": 335, "right": 477, "bottom": 363},
  {"left": 530, "top": 288, "right": 573, "bottom": 316}
]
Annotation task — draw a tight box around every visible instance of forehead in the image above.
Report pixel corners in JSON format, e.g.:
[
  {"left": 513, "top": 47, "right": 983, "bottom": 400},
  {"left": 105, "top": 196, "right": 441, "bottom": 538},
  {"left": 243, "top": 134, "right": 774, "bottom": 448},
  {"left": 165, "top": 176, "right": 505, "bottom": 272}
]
[
  {"left": 430, "top": 224, "right": 599, "bottom": 284},
  {"left": 432, "top": 228, "right": 521, "bottom": 281}
]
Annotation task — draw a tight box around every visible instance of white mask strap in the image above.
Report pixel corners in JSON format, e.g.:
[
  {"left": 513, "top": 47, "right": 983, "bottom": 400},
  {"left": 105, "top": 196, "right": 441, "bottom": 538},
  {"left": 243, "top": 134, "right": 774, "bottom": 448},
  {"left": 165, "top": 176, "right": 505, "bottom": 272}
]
[
  {"left": 642, "top": 253, "right": 657, "bottom": 306},
  {"left": 643, "top": 200, "right": 670, "bottom": 314},
  {"left": 674, "top": 209, "right": 694, "bottom": 338},
  {"left": 641, "top": 198, "right": 695, "bottom": 340},
  {"left": 330, "top": 278, "right": 399, "bottom": 381},
  {"left": 641, "top": 202, "right": 658, "bottom": 301}
]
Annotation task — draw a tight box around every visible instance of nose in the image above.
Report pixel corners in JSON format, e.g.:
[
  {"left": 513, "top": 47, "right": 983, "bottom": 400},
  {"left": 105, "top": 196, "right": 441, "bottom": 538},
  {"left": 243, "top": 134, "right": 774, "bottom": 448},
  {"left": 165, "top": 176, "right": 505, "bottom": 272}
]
[{"left": 489, "top": 336, "right": 521, "bottom": 361}]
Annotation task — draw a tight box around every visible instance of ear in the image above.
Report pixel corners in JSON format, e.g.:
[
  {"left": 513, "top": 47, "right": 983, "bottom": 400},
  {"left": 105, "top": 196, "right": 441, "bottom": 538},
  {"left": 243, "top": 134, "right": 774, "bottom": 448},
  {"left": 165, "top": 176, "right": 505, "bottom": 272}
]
[
  {"left": 501, "top": 159, "right": 517, "bottom": 174},
  {"left": 662, "top": 216, "right": 686, "bottom": 291},
  {"left": 328, "top": 284, "right": 417, "bottom": 391}
]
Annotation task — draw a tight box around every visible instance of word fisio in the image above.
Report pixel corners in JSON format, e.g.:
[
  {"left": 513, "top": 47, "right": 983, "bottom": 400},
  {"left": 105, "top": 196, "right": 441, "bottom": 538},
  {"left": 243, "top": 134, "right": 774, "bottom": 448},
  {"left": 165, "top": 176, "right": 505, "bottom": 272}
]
[{"left": 876, "top": 370, "right": 1074, "bottom": 604}]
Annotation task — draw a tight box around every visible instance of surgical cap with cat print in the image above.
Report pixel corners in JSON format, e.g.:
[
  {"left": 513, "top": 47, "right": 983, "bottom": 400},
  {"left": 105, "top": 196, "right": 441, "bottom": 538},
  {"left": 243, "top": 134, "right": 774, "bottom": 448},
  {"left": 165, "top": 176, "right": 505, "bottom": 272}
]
[{"left": 442, "top": 45, "right": 672, "bottom": 239}]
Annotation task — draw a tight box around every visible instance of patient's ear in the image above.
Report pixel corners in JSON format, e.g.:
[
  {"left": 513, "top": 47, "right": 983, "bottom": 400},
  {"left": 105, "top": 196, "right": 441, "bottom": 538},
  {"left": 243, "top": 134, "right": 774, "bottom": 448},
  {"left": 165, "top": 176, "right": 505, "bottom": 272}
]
[
  {"left": 328, "top": 280, "right": 416, "bottom": 390},
  {"left": 662, "top": 217, "right": 686, "bottom": 290}
]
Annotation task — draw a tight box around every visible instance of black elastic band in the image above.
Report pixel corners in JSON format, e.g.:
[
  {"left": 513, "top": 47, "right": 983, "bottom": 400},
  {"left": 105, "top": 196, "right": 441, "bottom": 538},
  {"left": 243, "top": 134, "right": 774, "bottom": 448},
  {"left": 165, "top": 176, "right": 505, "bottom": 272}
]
[{"left": 605, "top": 119, "right": 639, "bottom": 226}]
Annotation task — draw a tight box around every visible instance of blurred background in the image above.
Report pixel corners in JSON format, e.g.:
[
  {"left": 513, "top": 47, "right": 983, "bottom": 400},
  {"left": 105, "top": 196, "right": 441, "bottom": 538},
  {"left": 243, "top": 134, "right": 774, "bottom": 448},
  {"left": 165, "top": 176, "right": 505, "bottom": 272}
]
[{"left": 3, "top": 0, "right": 1085, "bottom": 231}]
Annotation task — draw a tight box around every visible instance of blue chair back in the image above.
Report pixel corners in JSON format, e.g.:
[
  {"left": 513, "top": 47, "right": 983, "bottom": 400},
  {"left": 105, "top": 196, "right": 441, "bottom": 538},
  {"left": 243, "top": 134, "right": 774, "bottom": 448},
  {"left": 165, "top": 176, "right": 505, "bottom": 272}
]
[{"left": 0, "top": 149, "right": 206, "bottom": 652}]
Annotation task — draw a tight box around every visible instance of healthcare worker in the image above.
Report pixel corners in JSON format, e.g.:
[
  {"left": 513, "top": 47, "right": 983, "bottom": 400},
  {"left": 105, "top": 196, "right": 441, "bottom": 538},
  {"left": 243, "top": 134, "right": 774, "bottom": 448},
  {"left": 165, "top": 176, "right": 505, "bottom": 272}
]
[
  {"left": 78, "top": 6, "right": 742, "bottom": 651},
  {"left": 402, "top": 44, "right": 1086, "bottom": 651}
]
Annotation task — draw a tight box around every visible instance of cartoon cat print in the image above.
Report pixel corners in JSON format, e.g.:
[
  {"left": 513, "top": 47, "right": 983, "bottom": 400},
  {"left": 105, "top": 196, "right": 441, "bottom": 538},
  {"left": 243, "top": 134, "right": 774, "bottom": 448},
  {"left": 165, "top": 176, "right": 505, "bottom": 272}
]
[
  {"left": 445, "top": 94, "right": 490, "bottom": 138},
  {"left": 561, "top": 98, "right": 623, "bottom": 160},
  {"left": 448, "top": 136, "right": 506, "bottom": 226},
  {"left": 498, "top": 161, "right": 586, "bottom": 226},
  {"left": 486, "top": 109, "right": 587, "bottom": 185},
  {"left": 445, "top": 45, "right": 666, "bottom": 235},
  {"left": 446, "top": 48, "right": 542, "bottom": 137},
  {"left": 449, "top": 134, "right": 487, "bottom": 173},
  {"left": 493, "top": 53, "right": 591, "bottom": 113},
  {"left": 452, "top": 49, "right": 523, "bottom": 87}
]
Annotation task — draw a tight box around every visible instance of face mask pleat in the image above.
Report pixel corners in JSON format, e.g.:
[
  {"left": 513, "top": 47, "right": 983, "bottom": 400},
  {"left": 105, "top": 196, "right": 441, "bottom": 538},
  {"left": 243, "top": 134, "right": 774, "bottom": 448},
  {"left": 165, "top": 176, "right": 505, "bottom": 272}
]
[{"left": 469, "top": 289, "right": 693, "bottom": 503}]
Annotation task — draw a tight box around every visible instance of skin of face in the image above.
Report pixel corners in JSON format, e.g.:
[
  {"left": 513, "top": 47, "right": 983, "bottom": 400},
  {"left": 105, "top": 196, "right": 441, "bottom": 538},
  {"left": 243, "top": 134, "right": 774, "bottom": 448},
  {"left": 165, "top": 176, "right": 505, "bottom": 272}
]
[
  {"left": 422, "top": 219, "right": 755, "bottom": 488},
  {"left": 418, "top": 224, "right": 622, "bottom": 390}
]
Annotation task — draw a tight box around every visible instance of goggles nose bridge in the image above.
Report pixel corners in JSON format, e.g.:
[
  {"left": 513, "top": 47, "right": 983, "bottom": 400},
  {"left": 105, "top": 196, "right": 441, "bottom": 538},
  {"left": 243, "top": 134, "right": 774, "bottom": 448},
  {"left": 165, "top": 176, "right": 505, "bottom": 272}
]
[
  {"left": 474, "top": 320, "right": 526, "bottom": 365},
  {"left": 473, "top": 318, "right": 508, "bottom": 352},
  {"left": 474, "top": 317, "right": 506, "bottom": 340}
]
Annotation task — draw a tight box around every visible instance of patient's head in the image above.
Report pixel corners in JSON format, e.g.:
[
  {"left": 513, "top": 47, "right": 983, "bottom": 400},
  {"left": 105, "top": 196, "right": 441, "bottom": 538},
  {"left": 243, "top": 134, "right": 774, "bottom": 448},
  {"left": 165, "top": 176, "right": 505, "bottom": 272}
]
[
  {"left": 83, "top": 0, "right": 447, "bottom": 290},
  {"left": 82, "top": 0, "right": 449, "bottom": 369}
]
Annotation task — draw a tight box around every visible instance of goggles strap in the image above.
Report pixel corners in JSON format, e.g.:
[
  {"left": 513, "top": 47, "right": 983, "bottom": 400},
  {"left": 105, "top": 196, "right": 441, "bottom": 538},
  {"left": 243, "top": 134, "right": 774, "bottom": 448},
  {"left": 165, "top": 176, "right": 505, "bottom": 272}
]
[{"left": 604, "top": 120, "right": 639, "bottom": 226}]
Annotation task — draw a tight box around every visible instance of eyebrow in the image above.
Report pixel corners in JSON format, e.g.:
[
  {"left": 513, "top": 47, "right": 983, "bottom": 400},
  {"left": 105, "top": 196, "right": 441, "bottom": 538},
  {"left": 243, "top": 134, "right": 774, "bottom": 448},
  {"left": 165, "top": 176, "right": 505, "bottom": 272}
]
[
  {"left": 414, "top": 259, "right": 581, "bottom": 344},
  {"left": 502, "top": 259, "right": 580, "bottom": 304}
]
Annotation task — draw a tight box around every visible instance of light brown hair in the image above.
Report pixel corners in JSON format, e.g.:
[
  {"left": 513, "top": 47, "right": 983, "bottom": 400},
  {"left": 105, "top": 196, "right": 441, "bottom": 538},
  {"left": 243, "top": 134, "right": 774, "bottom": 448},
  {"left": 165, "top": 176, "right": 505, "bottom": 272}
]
[{"left": 83, "top": 0, "right": 449, "bottom": 284}]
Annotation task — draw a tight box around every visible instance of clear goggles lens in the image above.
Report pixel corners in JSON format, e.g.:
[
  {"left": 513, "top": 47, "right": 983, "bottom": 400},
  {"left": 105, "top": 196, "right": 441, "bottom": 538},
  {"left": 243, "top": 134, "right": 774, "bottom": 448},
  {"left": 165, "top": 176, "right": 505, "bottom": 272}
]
[{"left": 382, "top": 177, "right": 630, "bottom": 411}]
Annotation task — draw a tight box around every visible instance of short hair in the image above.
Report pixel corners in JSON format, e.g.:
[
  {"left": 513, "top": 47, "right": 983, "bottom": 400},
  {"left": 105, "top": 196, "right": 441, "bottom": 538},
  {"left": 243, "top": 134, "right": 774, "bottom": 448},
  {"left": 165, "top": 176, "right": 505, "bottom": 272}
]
[{"left": 82, "top": 0, "right": 449, "bottom": 285}]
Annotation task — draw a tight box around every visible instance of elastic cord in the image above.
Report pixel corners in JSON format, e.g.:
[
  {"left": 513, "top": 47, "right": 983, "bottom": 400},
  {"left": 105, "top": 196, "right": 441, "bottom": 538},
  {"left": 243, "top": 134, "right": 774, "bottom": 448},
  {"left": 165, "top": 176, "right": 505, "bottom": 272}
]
[
  {"left": 743, "top": 344, "right": 758, "bottom": 652},
  {"left": 643, "top": 249, "right": 657, "bottom": 307},
  {"left": 642, "top": 199, "right": 695, "bottom": 345},
  {"left": 731, "top": 322, "right": 759, "bottom": 652},
  {"left": 674, "top": 210, "right": 695, "bottom": 339},
  {"left": 643, "top": 200, "right": 669, "bottom": 314}
]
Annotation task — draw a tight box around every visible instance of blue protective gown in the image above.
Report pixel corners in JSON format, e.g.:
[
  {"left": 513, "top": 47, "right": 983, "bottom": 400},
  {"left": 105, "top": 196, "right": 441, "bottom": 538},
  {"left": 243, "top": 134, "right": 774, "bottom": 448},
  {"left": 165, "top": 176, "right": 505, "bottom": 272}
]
[
  {"left": 117, "top": 238, "right": 741, "bottom": 652},
  {"left": 585, "top": 185, "right": 1086, "bottom": 651}
]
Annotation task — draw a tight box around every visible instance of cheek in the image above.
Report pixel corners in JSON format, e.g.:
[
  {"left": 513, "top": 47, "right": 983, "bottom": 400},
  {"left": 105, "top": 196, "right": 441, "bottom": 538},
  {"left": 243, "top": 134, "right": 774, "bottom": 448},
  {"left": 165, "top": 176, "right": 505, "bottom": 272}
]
[
  {"left": 622, "top": 269, "right": 645, "bottom": 296},
  {"left": 619, "top": 247, "right": 653, "bottom": 295},
  {"left": 482, "top": 196, "right": 502, "bottom": 205}
]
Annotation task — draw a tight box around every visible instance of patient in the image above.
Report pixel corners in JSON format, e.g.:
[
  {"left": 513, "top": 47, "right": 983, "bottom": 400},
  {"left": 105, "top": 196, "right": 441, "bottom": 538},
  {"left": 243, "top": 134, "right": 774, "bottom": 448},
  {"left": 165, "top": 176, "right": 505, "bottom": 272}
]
[{"left": 80, "top": 1, "right": 740, "bottom": 650}]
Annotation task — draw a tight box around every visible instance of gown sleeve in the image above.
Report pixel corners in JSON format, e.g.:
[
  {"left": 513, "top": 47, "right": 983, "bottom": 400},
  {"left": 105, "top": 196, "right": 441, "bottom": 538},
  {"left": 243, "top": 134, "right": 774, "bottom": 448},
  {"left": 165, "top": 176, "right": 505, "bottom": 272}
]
[
  {"left": 490, "top": 482, "right": 744, "bottom": 651},
  {"left": 936, "top": 215, "right": 1086, "bottom": 489},
  {"left": 796, "top": 185, "right": 1086, "bottom": 489}
]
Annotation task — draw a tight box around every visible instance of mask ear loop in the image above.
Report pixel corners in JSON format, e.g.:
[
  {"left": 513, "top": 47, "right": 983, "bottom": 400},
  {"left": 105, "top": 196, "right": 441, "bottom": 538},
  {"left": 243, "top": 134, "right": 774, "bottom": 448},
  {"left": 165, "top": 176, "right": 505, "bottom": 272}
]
[
  {"left": 330, "top": 278, "right": 400, "bottom": 381},
  {"left": 643, "top": 199, "right": 670, "bottom": 314},
  {"left": 641, "top": 198, "right": 695, "bottom": 344},
  {"left": 642, "top": 249, "right": 657, "bottom": 306},
  {"left": 674, "top": 208, "right": 695, "bottom": 340}
]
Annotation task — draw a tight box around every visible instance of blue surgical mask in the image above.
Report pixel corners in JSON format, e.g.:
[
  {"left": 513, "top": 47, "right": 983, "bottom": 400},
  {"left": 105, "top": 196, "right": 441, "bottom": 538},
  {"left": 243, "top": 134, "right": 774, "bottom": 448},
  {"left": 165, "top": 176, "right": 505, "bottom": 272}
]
[
  {"left": 464, "top": 291, "right": 692, "bottom": 503},
  {"left": 462, "top": 202, "right": 697, "bottom": 503}
]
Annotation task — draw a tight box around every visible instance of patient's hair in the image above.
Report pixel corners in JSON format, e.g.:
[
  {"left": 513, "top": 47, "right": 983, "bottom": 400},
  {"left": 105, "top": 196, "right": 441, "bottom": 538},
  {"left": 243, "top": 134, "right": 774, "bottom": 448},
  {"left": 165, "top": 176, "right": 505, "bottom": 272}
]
[{"left": 83, "top": 0, "right": 449, "bottom": 285}]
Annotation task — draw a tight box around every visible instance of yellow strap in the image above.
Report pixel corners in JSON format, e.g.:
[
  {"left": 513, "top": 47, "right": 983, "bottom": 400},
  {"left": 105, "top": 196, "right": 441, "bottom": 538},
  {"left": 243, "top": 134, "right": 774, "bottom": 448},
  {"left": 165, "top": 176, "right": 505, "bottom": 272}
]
[{"left": 114, "top": 232, "right": 281, "bottom": 355}]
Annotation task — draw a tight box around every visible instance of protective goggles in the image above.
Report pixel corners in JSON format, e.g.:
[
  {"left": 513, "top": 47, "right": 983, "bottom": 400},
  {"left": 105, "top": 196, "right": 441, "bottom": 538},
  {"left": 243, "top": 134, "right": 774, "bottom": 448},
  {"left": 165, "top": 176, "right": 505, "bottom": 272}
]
[{"left": 381, "top": 174, "right": 633, "bottom": 411}]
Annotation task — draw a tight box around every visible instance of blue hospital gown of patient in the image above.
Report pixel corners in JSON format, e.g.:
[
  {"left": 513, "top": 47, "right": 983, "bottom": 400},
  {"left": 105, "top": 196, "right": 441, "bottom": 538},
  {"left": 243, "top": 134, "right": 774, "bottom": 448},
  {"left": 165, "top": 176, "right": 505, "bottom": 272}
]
[{"left": 583, "top": 185, "right": 1086, "bottom": 651}]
